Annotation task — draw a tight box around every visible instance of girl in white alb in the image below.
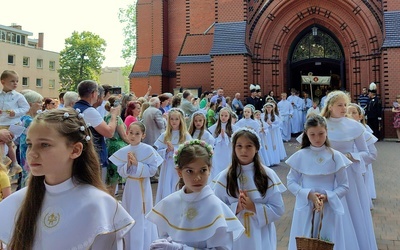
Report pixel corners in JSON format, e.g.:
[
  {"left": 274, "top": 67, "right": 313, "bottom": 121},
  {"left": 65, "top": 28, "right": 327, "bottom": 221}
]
[
  {"left": 208, "top": 107, "right": 238, "bottom": 180},
  {"left": 0, "top": 109, "right": 134, "bottom": 250},
  {"left": 188, "top": 111, "right": 215, "bottom": 146},
  {"left": 262, "top": 102, "right": 286, "bottom": 165},
  {"left": 147, "top": 140, "right": 244, "bottom": 250},
  {"left": 109, "top": 121, "right": 163, "bottom": 250},
  {"left": 235, "top": 105, "right": 271, "bottom": 166},
  {"left": 321, "top": 91, "right": 377, "bottom": 250},
  {"left": 286, "top": 115, "right": 351, "bottom": 250},
  {"left": 155, "top": 108, "right": 192, "bottom": 203},
  {"left": 347, "top": 103, "right": 378, "bottom": 204},
  {"left": 212, "top": 128, "right": 286, "bottom": 250}
]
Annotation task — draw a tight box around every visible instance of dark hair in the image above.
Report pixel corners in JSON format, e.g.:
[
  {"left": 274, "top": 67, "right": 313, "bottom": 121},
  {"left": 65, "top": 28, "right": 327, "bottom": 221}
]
[
  {"left": 263, "top": 104, "right": 276, "bottom": 123},
  {"left": 104, "top": 95, "right": 121, "bottom": 112},
  {"left": 59, "top": 91, "right": 66, "bottom": 99},
  {"left": 171, "top": 96, "right": 181, "bottom": 108},
  {"left": 226, "top": 130, "right": 270, "bottom": 198},
  {"left": 158, "top": 94, "right": 170, "bottom": 103},
  {"left": 129, "top": 121, "right": 146, "bottom": 133},
  {"left": 9, "top": 108, "right": 106, "bottom": 249},
  {"left": 176, "top": 143, "right": 212, "bottom": 190},
  {"left": 77, "top": 80, "right": 98, "bottom": 98},
  {"left": 102, "top": 85, "right": 112, "bottom": 97},
  {"left": 42, "top": 98, "right": 54, "bottom": 111},
  {"left": 182, "top": 90, "right": 192, "bottom": 99},
  {"left": 301, "top": 115, "right": 331, "bottom": 149}
]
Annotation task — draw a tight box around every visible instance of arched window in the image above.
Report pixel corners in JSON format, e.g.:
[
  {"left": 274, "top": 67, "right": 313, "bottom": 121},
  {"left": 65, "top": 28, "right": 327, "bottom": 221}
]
[{"left": 292, "top": 29, "right": 343, "bottom": 62}]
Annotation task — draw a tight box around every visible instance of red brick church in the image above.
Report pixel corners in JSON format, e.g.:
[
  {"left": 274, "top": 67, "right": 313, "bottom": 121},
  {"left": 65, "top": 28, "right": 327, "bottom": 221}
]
[{"left": 130, "top": 0, "right": 400, "bottom": 138}]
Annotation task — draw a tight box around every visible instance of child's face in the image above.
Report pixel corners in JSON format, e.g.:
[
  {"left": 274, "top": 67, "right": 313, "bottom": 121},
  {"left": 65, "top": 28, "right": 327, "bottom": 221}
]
[
  {"left": 26, "top": 122, "right": 81, "bottom": 185},
  {"left": 281, "top": 94, "right": 287, "bottom": 100},
  {"left": 346, "top": 106, "right": 362, "bottom": 122},
  {"left": 265, "top": 106, "right": 273, "bottom": 114},
  {"left": 127, "top": 124, "right": 145, "bottom": 146},
  {"left": 312, "top": 102, "right": 318, "bottom": 108},
  {"left": 193, "top": 115, "right": 204, "bottom": 130},
  {"left": 243, "top": 108, "right": 252, "bottom": 119},
  {"left": 254, "top": 112, "right": 261, "bottom": 120},
  {"left": 169, "top": 113, "right": 181, "bottom": 130},
  {"left": 329, "top": 97, "right": 347, "bottom": 118},
  {"left": 234, "top": 135, "right": 258, "bottom": 165},
  {"left": 219, "top": 110, "right": 230, "bottom": 123},
  {"left": 306, "top": 125, "right": 327, "bottom": 148},
  {"left": 1, "top": 74, "right": 19, "bottom": 92},
  {"left": 177, "top": 158, "right": 210, "bottom": 194}
]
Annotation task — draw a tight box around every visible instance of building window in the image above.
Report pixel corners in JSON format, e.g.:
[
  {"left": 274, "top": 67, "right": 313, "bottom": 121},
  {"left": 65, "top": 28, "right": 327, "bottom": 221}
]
[
  {"left": 16, "top": 34, "right": 21, "bottom": 45},
  {"left": 49, "top": 79, "right": 55, "bottom": 89},
  {"left": 37, "top": 59, "right": 43, "bottom": 69},
  {"left": 292, "top": 29, "right": 343, "bottom": 63},
  {"left": 22, "top": 77, "right": 29, "bottom": 87},
  {"left": 23, "top": 57, "right": 30, "bottom": 67},
  {"left": 49, "top": 61, "right": 55, "bottom": 70},
  {"left": 8, "top": 55, "right": 15, "bottom": 64},
  {"left": 0, "top": 31, "right": 6, "bottom": 41},
  {"left": 36, "top": 78, "right": 43, "bottom": 88}
]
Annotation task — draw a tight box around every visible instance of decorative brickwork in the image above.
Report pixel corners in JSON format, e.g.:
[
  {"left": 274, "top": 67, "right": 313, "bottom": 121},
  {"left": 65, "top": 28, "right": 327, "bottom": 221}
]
[{"left": 131, "top": 0, "right": 399, "bottom": 138}]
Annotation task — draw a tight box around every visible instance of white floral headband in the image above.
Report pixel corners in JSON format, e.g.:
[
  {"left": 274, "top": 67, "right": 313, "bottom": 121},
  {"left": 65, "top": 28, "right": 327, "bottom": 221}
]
[
  {"left": 232, "top": 127, "right": 261, "bottom": 148},
  {"left": 174, "top": 139, "right": 214, "bottom": 165}
]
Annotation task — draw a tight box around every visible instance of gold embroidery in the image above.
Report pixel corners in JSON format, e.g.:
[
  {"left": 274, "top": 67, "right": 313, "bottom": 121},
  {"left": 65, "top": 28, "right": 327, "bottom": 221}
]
[
  {"left": 151, "top": 209, "right": 238, "bottom": 231},
  {"left": 185, "top": 207, "right": 198, "bottom": 220},
  {"left": 243, "top": 212, "right": 253, "bottom": 237},
  {"left": 44, "top": 212, "right": 60, "bottom": 228},
  {"left": 128, "top": 177, "right": 146, "bottom": 213}
]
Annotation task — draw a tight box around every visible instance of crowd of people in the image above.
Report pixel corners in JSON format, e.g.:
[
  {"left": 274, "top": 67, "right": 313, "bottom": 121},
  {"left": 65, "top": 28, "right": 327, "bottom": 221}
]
[{"left": 0, "top": 69, "right": 396, "bottom": 250}]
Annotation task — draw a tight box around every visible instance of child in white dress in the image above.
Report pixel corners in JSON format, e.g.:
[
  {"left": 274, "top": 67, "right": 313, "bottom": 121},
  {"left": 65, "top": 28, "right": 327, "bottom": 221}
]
[
  {"left": 147, "top": 139, "right": 244, "bottom": 249},
  {"left": 286, "top": 115, "right": 351, "bottom": 250},
  {"left": 212, "top": 128, "right": 286, "bottom": 250},
  {"left": 262, "top": 102, "right": 286, "bottom": 165},
  {"left": 347, "top": 103, "right": 378, "bottom": 203},
  {"left": 155, "top": 108, "right": 192, "bottom": 202},
  {"left": 109, "top": 121, "right": 163, "bottom": 250},
  {"left": 208, "top": 107, "right": 238, "bottom": 180},
  {"left": 0, "top": 108, "right": 134, "bottom": 250},
  {"left": 188, "top": 111, "right": 215, "bottom": 146},
  {"left": 321, "top": 91, "right": 377, "bottom": 250}
]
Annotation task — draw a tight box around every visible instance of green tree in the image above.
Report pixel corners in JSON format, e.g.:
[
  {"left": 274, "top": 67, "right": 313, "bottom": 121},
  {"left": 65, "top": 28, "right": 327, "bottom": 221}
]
[
  {"left": 119, "top": 3, "right": 136, "bottom": 65},
  {"left": 58, "top": 31, "right": 106, "bottom": 91}
]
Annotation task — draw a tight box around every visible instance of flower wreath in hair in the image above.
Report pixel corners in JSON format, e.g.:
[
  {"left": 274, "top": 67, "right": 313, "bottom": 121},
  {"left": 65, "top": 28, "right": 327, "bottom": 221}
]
[
  {"left": 244, "top": 104, "right": 256, "bottom": 113},
  {"left": 174, "top": 139, "right": 214, "bottom": 165},
  {"left": 231, "top": 127, "right": 261, "bottom": 148},
  {"left": 191, "top": 110, "right": 206, "bottom": 120},
  {"left": 324, "top": 90, "right": 345, "bottom": 107},
  {"left": 349, "top": 103, "right": 365, "bottom": 115},
  {"left": 169, "top": 107, "right": 185, "bottom": 117}
]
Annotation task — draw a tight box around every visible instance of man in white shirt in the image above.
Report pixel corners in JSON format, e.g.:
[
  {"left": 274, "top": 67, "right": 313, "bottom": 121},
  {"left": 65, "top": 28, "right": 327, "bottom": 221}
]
[{"left": 74, "top": 80, "right": 120, "bottom": 183}]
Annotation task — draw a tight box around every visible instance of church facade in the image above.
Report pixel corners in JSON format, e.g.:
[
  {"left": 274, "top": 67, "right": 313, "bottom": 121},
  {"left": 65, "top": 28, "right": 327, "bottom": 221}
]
[{"left": 130, "top": 0, "right": 400, "bottom": 138}]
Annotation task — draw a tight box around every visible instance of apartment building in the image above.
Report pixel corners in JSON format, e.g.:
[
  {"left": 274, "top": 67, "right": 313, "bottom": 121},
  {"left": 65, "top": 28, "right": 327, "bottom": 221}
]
[{"left": 0, "top": 23, "right": 60, "bottom": 98}]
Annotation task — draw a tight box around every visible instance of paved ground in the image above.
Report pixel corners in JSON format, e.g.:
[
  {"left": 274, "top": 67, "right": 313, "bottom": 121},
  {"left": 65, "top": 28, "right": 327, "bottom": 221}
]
[
  {"left": 272, "top": 139, "right": 400, "bottom": 250},
  {"left": 11, "top": 139, "right": 399, "bottom": 249}
]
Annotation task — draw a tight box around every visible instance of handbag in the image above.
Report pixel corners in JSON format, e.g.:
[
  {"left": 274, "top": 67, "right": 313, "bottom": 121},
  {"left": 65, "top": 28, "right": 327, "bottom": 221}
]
[{"left": 295, "top": 205, "right": 334, "bottom": 250}]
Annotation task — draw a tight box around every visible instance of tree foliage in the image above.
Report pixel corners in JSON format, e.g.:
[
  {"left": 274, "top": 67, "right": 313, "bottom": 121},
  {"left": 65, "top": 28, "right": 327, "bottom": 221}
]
[
  {"left": 58, "top": 31, "right": 106, "bottom": 91},
  {"left": 119, "top": 3, "right": 137, "bottom": 65}
]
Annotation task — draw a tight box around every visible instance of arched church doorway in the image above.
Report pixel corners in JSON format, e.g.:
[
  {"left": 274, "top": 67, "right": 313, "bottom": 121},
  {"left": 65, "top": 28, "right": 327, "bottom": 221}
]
[{"left": 288, "top": 25, "right": 344, "bottom": 100}]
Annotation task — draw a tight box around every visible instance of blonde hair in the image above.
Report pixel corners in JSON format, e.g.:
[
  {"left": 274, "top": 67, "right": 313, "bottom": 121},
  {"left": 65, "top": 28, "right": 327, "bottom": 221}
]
[
  {"left": 320, "top": 91, "right": 350, "bottom": 118},
  {"left": 164, "top": 109, "right": 188, "bottom": 144}
]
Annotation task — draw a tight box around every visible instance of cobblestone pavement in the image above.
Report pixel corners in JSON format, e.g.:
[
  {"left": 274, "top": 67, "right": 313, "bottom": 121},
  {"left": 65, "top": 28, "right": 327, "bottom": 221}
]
[{"left": 11, "top": 140, "right": 400, "bottom": 249}]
